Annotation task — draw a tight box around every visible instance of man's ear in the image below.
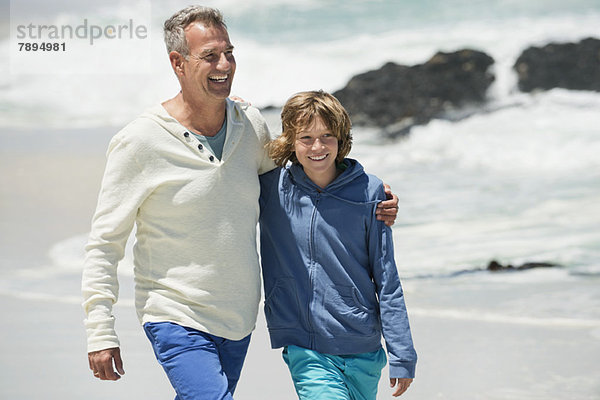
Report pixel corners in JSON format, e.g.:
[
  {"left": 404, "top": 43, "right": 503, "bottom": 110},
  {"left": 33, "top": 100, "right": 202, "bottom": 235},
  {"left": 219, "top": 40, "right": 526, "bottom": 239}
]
[{"left": 169, "top": 51, "right": 185, "bottom": 77}]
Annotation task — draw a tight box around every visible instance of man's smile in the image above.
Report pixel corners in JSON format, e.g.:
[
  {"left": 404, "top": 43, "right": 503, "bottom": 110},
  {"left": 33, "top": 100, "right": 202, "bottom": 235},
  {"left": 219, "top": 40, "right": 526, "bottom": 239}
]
[{"left": 209, "top": 74, "right": 229, "bottom": 83}]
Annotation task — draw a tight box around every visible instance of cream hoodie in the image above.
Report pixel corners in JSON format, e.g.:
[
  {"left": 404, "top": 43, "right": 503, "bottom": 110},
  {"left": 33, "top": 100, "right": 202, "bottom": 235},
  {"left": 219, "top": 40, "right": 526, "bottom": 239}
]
[{"left": 82, "top": 100, "right": 275, "bottom": 352}]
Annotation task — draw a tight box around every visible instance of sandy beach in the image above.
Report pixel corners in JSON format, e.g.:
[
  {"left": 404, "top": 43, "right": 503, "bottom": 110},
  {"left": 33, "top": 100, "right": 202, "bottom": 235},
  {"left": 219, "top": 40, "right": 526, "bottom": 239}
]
[
  {"left": 1, "top": 126, "right": 599, "bottom": 399},
  {"left": 2, "top": 290, "right": 599, "bottom": 399},
  {"left": 3, "top": 1, "right": 600, "bottom": 398}
]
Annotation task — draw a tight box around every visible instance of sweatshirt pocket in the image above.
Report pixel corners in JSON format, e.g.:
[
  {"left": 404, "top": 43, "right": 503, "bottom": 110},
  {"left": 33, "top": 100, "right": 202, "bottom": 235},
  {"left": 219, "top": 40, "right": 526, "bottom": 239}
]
[
  {"left": 324, "top": 286, "right": 379, "bottom": 337},
  {"left": 264, "top": 278, "right": 301, "bottom": 329}
]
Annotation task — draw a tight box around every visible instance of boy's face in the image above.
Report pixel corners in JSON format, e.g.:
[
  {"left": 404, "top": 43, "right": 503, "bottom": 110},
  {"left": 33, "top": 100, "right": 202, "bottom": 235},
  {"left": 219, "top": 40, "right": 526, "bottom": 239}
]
[{"left": 293, "top": 116, "right": 339, "bottom": 187}]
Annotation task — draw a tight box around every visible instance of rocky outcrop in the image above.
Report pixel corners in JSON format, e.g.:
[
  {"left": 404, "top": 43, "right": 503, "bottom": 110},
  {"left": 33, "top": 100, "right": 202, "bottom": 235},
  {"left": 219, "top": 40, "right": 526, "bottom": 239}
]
[
  {"left": 514, "top": 37, "right": 600, "bottom": 92},
  {"left": 426, "top": 260, "right": 562, "bottom": 279},
  {"left": 333, "top": 49, "right": 495, "bottom": 137},
  {"left": 486, "top": 260, "right": 560, "bottom": 272}
]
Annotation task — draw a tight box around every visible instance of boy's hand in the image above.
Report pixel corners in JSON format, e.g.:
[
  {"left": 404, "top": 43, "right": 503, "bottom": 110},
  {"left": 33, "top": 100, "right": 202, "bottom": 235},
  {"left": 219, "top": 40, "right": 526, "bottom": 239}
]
[{"left": 390, "top": 378, "right": 413, "bottom": 397}]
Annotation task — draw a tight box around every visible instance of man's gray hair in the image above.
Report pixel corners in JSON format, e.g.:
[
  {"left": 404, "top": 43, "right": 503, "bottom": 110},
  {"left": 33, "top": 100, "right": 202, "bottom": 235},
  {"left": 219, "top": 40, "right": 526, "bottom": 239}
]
[{"left": 163, "top": 6, "right": 227, "bottom": 57}]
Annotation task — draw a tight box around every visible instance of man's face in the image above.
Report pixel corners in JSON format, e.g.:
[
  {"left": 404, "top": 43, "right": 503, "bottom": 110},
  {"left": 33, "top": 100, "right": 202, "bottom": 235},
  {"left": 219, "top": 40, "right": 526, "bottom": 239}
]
[{"left": 181, "top": 23, "right": 236, "bottom": 103}]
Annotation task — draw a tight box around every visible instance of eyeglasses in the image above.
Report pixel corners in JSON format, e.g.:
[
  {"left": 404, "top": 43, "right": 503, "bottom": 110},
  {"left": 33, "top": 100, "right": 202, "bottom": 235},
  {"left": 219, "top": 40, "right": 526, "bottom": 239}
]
[{"left": 296, "top": 133, "right": 338, "bottom": 147}]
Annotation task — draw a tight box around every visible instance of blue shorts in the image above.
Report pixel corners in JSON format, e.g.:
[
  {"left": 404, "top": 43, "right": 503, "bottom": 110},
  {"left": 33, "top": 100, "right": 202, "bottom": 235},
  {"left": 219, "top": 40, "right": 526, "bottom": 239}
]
[
  {"left": 283, "top": 345, "right": 387, "bottom": 400},
  {"left": 144, "top": 322, "right": 251, "bottom": 400}
]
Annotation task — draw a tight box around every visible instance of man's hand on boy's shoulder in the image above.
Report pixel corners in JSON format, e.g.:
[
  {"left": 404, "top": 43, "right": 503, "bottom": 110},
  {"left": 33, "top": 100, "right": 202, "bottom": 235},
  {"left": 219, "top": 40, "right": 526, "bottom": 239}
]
[{"left": 376, "top": 183, "right": 399, "bottom": 227}]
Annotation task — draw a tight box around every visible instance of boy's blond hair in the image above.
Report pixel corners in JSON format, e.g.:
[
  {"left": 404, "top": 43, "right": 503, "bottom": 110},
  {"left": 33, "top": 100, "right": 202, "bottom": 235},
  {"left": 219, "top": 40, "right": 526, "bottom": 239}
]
[{"left": 268, "top": 90, "right": 353, "bottom": 167}]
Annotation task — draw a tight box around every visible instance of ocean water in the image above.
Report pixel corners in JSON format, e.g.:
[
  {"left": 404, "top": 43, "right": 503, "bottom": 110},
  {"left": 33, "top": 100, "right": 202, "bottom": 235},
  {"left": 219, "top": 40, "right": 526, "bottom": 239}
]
[{"left": 1, "top": 1, "right": 600, "bottom": 399}]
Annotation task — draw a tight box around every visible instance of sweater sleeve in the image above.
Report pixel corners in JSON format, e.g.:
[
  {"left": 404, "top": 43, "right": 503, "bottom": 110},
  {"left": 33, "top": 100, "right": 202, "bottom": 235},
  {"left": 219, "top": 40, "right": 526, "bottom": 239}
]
[
  {"left": 368, "top": 184, "right": 417, "bottom": 379},
  {"left": 81, "top": 133, "right": 152, "bottom": 353},
  {"left": 253, "top": 109, "right": 277, "bottom": 175}
]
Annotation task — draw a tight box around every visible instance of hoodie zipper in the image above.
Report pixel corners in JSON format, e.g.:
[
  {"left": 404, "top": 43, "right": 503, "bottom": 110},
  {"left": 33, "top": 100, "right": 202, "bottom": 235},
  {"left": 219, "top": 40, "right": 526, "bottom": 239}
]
[{"left": 307, "top": 192, "right": 320, "bottom": 348}]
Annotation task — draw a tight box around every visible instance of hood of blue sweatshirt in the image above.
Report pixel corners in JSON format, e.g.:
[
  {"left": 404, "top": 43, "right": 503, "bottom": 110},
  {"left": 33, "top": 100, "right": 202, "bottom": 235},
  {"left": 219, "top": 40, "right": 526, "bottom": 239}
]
[{"left": 285, "top": 158, "right": 381, "bottom": 206}]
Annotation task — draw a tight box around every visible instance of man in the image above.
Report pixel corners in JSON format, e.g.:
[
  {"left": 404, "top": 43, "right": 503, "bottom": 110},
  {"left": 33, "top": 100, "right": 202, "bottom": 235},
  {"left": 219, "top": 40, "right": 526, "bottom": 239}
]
[{"left": 82, "top": 6, "right": 399, "bottom": 399}]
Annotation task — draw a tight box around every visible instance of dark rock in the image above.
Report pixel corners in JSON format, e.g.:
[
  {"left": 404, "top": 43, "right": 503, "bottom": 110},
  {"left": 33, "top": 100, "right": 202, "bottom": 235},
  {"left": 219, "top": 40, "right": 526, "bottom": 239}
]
[
  {"left": 487, "top": 260, "right": 509, "bottom": 271},
  {"left": 514, "top": 37, "right": 600, "bottom": 92},
  {"left": 486, "top": 260, "right": 561, "bottom": 272},
  {"left": 517, "top": 262, "right": 560, "bottom": 270},
  {"left": 333, "top": 49, "right": 495, "bottom": 137}
]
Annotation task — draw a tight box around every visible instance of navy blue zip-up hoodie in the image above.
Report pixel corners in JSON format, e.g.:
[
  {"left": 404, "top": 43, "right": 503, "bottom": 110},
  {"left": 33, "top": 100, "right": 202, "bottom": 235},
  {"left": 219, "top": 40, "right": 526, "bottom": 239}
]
[{"left": 259, "top": 158, "right": 417, "bottom": 379}]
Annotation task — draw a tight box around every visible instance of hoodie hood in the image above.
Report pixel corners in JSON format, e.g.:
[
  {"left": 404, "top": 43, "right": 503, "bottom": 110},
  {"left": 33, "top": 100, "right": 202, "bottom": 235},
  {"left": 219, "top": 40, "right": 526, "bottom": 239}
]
[{"left": 287, "top": 158, "right": 381, "bottom": 206}]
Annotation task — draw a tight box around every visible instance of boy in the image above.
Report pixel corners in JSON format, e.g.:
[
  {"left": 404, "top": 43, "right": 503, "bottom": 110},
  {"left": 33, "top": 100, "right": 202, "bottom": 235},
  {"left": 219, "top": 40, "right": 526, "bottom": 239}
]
[{"left": 259, "top": 90, "right": 417, "bottom": 399}]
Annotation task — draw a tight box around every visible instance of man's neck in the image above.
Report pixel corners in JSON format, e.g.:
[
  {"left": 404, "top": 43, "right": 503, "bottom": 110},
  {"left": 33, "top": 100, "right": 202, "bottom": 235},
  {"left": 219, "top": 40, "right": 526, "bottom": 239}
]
[{"left": 162, "top": 92, "right": 226, "bottom": 137}]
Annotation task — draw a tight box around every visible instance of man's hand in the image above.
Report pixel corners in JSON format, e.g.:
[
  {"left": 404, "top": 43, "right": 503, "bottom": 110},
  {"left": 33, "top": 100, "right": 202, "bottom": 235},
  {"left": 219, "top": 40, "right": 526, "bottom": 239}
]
[
  {"left": 376, "top": 183, "right": 399, "bottom": 226},
  {"left": 229, "top": 95, "right": 248, "bottom": 104},
  {"left": 390, "top": 378, "right": 413, "bottom": 397},
  {"left": 88, "top": 347, "right": 125, "bottom": 381}
]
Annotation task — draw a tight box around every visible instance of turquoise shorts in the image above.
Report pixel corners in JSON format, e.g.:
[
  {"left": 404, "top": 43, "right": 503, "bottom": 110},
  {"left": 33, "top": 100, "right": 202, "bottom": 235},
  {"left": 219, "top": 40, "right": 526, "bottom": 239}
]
[{"left": 282, "top": 345, "right": 387, "bottom": 400}]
